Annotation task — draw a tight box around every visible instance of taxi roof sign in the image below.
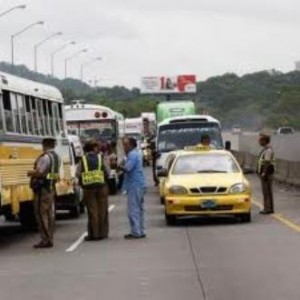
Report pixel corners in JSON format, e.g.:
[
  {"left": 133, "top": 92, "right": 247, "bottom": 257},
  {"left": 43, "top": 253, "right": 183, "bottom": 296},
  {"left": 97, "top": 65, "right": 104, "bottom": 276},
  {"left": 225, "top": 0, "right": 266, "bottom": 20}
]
[{"left": 184, "top": 145, "right": 211, "bottom": 151}]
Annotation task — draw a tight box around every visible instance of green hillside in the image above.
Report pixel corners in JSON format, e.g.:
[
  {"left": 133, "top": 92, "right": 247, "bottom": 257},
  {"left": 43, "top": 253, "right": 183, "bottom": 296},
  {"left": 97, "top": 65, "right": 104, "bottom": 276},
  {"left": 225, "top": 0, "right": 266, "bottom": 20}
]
[{"left": 0, "top": 62, "right": 299, "bottom": 129}]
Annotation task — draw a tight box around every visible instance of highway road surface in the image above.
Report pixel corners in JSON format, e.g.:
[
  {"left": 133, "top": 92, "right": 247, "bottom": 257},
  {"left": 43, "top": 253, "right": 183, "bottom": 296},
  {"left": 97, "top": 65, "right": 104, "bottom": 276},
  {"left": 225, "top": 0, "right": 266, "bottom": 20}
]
[{"left": 1, "top": 168, "right": 300, "bottom": 300}]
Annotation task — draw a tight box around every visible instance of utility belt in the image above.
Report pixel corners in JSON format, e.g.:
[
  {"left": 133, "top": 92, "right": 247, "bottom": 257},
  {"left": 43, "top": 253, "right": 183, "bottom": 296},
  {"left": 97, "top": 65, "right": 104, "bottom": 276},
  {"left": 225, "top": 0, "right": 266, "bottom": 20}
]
[{"left": 30, "top": 178, "right": 52, "bottom": 193}]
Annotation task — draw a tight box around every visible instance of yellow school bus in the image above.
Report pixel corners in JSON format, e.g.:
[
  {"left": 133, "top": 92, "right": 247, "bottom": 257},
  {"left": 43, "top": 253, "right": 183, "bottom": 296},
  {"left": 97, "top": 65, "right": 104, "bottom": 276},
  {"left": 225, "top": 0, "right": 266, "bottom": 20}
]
[{"left": 0, "top": 72, "right": 80, "bottom": 228}]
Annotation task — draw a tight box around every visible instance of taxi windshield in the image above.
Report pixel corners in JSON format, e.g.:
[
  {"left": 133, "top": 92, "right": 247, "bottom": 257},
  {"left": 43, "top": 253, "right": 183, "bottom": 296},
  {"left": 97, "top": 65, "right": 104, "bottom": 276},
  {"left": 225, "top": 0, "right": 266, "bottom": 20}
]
[{"left": 172, "top": 153, "right": 240, "bottom": 174}]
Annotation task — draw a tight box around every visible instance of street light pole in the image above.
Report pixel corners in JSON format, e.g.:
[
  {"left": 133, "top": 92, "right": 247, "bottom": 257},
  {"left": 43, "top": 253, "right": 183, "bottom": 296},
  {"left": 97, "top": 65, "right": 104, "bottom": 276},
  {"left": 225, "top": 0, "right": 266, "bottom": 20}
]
[
  {"left": 11, "top": 21, "right": 44, "bottom": 69},
  {"left": 65, "top": 48, "right": 88, "bottom": 78},
  {"left": 0, "top": 4, "right": 26, "bottom": 18},
  {"left": 34, "top": 32, "right": 62, "bottom": 72},
  {"left": 80, "top": 57, "right": 102, "bottom": 81},
  {"left": 50, "top": 41, "right": 76, "bottom": 77}
]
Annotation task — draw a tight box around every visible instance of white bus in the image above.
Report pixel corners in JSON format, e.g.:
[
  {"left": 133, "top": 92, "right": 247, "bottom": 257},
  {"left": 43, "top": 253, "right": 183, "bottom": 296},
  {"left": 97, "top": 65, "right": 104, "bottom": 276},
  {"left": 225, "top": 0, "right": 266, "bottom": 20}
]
[
  {"left": 154, "top": 115, "right": 224, "bottom": 182},
  {"left": 65, "top": 101, "right": 124, "bottom": 144},
  {"left": 0, "top": 72, "right": 82, "bottom": 228},
  {"left": 65, "top": 102, "right": 125, "bottom": 194}
]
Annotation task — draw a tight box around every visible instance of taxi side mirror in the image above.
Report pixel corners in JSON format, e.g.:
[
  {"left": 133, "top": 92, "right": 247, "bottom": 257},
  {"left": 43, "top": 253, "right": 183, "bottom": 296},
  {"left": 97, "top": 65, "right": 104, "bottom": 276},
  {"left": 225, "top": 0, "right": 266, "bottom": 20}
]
[
  {"left": 225, "top": 141, "right": 231, "bottom": 151},
  {"left": 243, "top": 167, "right": 254, "bottom": 174},
  {"left": 157, "top": 168, "right": 168, "bottom": 177}
]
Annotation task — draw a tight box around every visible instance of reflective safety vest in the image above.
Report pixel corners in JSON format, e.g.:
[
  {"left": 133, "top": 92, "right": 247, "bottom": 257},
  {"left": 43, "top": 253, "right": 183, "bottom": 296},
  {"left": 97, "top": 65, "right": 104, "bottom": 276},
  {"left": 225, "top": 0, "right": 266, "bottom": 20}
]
[
  {"left": 30, "top": 151, "right": 60, "bottom": 192},
  {"left": 81, "top": 154, "right": 105, "bottom": 186},
  {"left": 46, "top": 151, "right": 60, "bottom": 181},
  {"left": 257, "top": 146, "right": 276, "bottom": 175}
]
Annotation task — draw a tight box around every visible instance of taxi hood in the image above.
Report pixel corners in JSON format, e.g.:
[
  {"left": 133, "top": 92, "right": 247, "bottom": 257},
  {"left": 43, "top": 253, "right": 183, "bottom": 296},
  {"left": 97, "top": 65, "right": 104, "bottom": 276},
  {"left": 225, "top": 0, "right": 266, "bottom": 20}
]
[{"left": 168, "top": 172, "right": 246, "bottom": 189}]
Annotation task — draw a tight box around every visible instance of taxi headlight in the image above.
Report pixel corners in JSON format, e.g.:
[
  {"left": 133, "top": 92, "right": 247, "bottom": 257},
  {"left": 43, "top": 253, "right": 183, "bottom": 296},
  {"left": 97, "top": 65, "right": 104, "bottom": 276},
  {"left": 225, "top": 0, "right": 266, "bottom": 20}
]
[
  {"left": 229, "top": 183, "right": 247, "bottom": 194},
  {"left": 169, "top": 186, "right": 188, "bottom": 195}
]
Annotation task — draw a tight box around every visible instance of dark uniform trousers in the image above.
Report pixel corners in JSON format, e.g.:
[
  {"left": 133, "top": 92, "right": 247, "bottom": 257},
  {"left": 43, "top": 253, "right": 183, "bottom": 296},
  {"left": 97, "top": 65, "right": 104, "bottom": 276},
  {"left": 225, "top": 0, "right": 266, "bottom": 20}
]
[
  {"left": 84, "top": 186, "right": 109, "bottom": 239},
  {"left": 34, "top": 188, "right": 55, "bottom": 244},
  {"left": 260, "top": 175, "right": 274, "bottom": 212}
]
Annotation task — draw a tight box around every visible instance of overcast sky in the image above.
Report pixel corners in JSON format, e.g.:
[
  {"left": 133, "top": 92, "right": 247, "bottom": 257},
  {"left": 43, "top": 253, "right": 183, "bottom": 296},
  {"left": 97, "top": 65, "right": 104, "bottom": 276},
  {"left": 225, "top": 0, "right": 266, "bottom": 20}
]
[{"left": 0, "top": 0, "right": 300, "bottom": 88}]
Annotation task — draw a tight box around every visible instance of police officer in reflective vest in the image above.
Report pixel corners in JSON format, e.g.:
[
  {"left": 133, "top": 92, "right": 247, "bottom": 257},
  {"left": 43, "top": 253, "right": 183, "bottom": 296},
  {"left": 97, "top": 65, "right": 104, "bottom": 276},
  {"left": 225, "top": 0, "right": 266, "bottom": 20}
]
[
  {"left": 77, "top": 140, "right": 110, "bottom": 241},
  {"left": 28, "top": 138, "right": 60, "bottom": 248},
  {"left": 257, "top": 133, "right": 275, "bottom": 214}
]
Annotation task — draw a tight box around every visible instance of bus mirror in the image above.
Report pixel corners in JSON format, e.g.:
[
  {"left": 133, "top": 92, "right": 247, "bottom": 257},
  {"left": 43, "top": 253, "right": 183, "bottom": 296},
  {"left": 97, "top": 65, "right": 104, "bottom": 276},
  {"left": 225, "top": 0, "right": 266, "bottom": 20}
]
[
  {"left": 157, "top": 168, "right": 168, "bottom": 177},
  {"left": 225, "top": 141, "right": 231, "bottom": 151},
  {"left": 150, "top": 141, "right": 156, "bottom": 150}
]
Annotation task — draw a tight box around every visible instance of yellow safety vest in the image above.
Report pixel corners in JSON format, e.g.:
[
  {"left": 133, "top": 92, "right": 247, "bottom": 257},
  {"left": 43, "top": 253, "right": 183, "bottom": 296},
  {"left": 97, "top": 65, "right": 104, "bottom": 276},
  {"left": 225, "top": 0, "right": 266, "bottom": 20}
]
[
  {"left": 46, "top": 152, "right": 60, "bottom": 182},
  {"left": 257, "top": 147, "right": 275, "bottom": 174},
  {"left": 81, "top": 155, "right": 105, "bottom": 186}
]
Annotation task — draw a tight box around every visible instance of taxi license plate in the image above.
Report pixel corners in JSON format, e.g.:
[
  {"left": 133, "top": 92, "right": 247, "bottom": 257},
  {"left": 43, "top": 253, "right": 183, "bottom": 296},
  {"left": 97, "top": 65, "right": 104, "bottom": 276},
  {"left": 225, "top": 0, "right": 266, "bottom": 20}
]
[{"left": 201, "top": 200, "right": 217, "bottom": 209}]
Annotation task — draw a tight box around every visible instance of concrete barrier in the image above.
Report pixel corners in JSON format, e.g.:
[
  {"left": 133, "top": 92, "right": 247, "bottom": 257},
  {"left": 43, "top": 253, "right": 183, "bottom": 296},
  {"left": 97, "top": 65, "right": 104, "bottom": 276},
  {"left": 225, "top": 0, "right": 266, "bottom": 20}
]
[
  {"left": 274, "top": 159, "right": 290, "bottom": 183},
  {"left": 287, "top": 161, "right": 300, "bottom": 186},
  {"left": 232, "top": 150, "right": 300, "bottom": 187}
]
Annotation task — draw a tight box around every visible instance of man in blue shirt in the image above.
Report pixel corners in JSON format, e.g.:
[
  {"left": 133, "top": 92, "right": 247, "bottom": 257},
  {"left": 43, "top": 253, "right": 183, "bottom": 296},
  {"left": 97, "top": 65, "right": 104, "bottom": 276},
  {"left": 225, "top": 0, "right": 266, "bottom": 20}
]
[{"left": 119, "top": 137, "right": 146, "bottom": 239}]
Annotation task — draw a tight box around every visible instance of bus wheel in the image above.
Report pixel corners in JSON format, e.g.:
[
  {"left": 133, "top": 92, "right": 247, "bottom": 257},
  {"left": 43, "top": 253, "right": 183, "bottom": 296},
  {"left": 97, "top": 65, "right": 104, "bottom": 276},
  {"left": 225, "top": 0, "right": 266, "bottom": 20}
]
[{"left": 19, "top": 201, "right": 37, "bottom": 231}]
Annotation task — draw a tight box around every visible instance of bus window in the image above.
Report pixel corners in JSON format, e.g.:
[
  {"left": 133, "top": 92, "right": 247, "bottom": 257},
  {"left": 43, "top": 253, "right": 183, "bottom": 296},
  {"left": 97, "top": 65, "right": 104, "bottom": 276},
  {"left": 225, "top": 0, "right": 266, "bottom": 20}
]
[
  {"left": 0, "top": 95, "right": 4, "bottom": 132},
  {"left": 37, "top": 99, "right": 46, "bottom": 136},
  {"left": 42, "top": 100, "right": 50, "bottom": 136},
  {"left": 58, "top": 104, "right": 65, "bottom": 136},
  {"left": 11, "top": 93, "right": 21, "bottom": 133},
  {"left": 47, "top": 101, "right": 54, "bottom": 136},
  {"left": 52, "top": 103, "right": 60, "bottom": 135},
  {"left": 31, "top": 97, "right": 40, "bottom": 136},
  {"left": 25, "top": 96, "right": 34, "bottom": 135},
  {"left": 3, "top": 90, "right": 14, "bottom": 132},
  {"left": 17, "top": 94, "right": 28, "bottom": 134}
]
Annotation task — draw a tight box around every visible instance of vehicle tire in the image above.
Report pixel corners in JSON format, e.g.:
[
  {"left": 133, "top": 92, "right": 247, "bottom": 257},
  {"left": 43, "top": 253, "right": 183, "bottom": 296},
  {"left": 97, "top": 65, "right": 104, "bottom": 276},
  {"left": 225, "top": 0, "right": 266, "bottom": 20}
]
[
  {"left": 19, "top": 201, "right": 37, "bottom": 231},
  {"left": 3, "top": 210, "right": 17, "bottom": 222},
  {"left": 109, "top": 178, "right": 118, "bottom": 195},
  {"left": 240, "top": 213, "right": 251, "bottom": 223},
  {"left": 80, "top": 201, "right": 85, "bottom": 214},
  {"left": 70, "top": 203, "right": 80, "bottom": 218},
  {"left": 160, "top": 197, "right": 165, "bottom": 205},
  {"left": 165, "top": 213, "right": 176, "bottom": 226}
]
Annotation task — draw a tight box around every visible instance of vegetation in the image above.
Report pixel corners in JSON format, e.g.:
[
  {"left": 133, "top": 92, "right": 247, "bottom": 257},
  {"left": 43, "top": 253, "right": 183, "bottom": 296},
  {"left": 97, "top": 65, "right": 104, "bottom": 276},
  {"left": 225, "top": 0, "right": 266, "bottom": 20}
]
[{"left": 0, "top": 62, "right": 299, "bottom": 129}]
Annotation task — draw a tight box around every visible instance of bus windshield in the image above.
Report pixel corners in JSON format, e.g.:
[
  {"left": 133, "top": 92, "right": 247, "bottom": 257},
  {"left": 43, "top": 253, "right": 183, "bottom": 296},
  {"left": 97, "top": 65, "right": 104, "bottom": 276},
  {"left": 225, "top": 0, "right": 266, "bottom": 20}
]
[
  {"left": 68, "top": 120, "right": 116, "bottom": 142},
  {"left": 157, "top": 122, "right": 223, "bottom": 152}
]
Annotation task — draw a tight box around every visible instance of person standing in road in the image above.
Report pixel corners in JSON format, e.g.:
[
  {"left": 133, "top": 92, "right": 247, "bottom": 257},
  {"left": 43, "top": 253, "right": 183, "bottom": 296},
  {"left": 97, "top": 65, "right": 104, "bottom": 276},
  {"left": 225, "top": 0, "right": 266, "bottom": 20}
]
[
  {"left": 257, "top": 133, "right": 275, "bottom": 214},
  {"left": 77, "top": 140, "right": 110, "bottom": 241},
  {"left": 119, "top": 137, "right": 147, "bottom": 239},
  {"left": 28, "top": 138, "right": 60, "bottom": 248}
]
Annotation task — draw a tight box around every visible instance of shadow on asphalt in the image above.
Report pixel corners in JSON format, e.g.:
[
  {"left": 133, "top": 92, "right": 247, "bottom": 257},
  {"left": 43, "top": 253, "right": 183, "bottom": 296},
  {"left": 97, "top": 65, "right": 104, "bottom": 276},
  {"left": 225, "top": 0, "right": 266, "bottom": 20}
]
[
  {"left": 0, "top": 223, "right": 33, "bottom": 249},
  {"left": 172, "top": 215, "right": 248, "bottom": 227}
]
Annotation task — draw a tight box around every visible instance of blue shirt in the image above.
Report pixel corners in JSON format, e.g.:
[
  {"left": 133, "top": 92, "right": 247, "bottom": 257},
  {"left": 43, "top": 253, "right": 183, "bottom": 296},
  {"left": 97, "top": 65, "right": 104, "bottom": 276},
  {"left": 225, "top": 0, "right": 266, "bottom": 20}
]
[{"left": 122, "top": 148, "right": 146, "bottom": 191}]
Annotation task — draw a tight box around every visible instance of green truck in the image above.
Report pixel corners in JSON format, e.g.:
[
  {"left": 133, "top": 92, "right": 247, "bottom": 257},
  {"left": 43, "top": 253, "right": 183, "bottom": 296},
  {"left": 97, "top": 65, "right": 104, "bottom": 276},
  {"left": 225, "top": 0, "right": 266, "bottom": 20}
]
[{"left": 156, "top": 101, "right": 196, "bottom": 124}]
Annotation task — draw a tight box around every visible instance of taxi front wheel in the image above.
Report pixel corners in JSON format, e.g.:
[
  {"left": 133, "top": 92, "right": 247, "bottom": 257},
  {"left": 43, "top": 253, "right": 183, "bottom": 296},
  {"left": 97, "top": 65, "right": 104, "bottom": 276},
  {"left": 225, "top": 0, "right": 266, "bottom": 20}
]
[
  {"left": 165, "top": 213, "right": 176, "bottom": 226},
  {"left": 239, "top": 213, "right": 251, "bottom": 223}
]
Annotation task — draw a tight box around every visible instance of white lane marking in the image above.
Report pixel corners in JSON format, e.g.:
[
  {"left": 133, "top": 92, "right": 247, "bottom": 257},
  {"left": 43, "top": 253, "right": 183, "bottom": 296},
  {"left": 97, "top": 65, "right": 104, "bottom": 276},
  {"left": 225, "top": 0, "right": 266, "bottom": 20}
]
[
  {"left": 65, "top": 204, "right": 116, "bottom": 253},
  {"left": 65, "top": 231, "right": 88, "bottom": 253}
]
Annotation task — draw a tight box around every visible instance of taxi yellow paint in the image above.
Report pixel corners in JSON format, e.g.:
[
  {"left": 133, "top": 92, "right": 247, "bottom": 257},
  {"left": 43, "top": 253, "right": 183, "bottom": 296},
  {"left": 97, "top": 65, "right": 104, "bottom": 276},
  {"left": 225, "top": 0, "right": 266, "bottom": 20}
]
[{"left": 163, "top": 150, "right": 252, "bottom": 224}]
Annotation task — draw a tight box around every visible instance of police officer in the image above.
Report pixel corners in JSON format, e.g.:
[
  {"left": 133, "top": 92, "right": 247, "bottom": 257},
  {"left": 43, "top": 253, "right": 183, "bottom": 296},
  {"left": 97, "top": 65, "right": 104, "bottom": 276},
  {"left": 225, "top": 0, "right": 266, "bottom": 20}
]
[
  {"left": 257, "top": 133, "right": 275, "bottom": 214},
  {"left": 28, "top": 138, "right": 60, "bottom": 248},
  {"left": 77, "top": 140, "right": 110, "bottom": 241}
]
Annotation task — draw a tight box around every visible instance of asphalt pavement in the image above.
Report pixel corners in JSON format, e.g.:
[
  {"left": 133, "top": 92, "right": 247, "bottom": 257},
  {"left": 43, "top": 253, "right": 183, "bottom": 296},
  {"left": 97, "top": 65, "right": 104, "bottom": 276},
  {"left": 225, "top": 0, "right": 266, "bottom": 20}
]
[{"left": 0, "top": 168, "right": 300, "bottom": 300}]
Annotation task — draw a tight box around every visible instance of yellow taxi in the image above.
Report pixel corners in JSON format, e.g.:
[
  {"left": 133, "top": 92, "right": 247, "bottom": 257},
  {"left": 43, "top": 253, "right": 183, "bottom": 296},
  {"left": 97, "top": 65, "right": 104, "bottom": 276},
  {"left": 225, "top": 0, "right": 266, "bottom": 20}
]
[
  {"left": 158, "top": 151, "right": 178, "bottom": 204},
  {"left": 160, "top": 148, "right": 252, "bottom": 225}
]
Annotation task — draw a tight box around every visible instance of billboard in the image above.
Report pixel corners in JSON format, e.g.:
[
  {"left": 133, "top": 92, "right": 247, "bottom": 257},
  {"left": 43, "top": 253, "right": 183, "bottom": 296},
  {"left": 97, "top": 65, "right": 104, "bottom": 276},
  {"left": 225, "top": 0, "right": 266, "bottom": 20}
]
[{"left": 141, "top": 75, "right": 197, "bottom": 94}]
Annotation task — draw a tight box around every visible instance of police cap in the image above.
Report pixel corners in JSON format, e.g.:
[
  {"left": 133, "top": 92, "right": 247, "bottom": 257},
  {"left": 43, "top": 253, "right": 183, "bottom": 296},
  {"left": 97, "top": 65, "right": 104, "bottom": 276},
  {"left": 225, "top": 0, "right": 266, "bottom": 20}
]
[
  {"left": 42, "top": 137, "right": 56, "bottom": 148},
  {"left": 259, "top": 133, "right": 271, "bottom": 143},
  {"left": 83, "top": 139, "right": 98, "bottom": 152}
]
